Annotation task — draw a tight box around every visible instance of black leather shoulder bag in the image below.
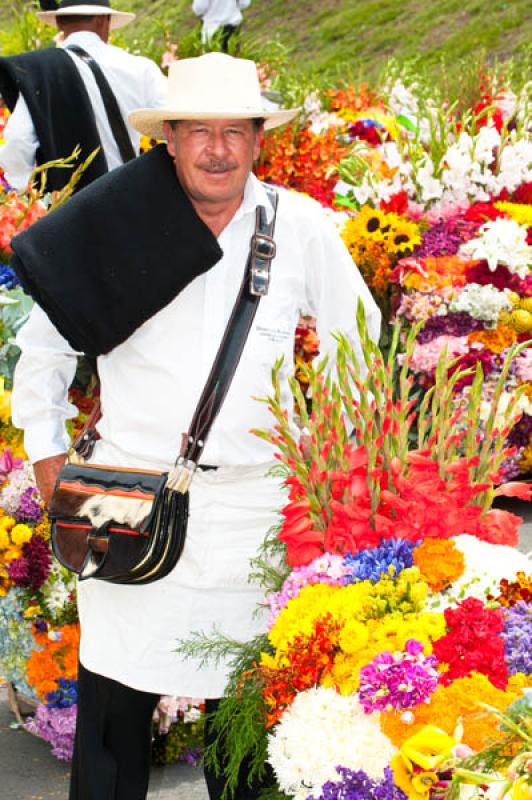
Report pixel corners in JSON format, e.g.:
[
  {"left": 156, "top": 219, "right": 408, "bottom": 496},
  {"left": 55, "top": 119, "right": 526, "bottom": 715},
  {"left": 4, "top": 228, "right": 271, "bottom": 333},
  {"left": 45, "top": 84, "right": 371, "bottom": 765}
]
[{"left": 48, "top": 186, "right": 279, "bottom": 584}]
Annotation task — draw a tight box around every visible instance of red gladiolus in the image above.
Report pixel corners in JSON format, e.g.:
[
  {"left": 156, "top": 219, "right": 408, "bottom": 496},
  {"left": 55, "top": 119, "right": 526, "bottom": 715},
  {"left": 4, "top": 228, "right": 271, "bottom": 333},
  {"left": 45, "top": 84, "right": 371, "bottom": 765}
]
[{"left": 478, "top": 508, "right": 521, "bottom": 546}]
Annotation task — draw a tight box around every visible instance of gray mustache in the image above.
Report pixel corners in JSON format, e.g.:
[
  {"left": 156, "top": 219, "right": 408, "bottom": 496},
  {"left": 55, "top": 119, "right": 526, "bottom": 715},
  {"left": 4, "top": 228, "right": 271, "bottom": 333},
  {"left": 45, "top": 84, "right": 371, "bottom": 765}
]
[{"left": 200, "top": 160, "right": 237, "bottom": 173}]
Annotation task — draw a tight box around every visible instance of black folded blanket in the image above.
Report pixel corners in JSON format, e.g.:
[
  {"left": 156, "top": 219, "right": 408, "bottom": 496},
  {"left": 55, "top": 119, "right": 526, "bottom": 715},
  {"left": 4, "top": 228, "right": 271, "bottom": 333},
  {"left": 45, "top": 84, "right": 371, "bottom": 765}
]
[{"left": 11, "top": 144, "right": 223, "bottom": 357}]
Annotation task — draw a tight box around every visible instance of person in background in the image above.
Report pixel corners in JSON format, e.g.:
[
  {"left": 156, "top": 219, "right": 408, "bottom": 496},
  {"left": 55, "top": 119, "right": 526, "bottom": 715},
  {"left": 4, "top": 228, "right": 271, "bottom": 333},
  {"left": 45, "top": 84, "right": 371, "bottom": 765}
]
[
  {"left": 0, "top": 0, "right": 167, "bottom": 192},
  {"left": 192, "top": 0, "right": 251, "bottom": 51}
]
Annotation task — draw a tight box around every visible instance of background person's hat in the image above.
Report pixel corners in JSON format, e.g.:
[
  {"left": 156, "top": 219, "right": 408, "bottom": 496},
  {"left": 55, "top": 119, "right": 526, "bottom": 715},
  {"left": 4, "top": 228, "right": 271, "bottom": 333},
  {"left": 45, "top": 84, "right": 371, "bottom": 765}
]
[
  {"left": 128, "top": 53, "right": 300, "bottom": 140},
  {"left": 37, "top": 0, "right": 135, "bottom": 30}
]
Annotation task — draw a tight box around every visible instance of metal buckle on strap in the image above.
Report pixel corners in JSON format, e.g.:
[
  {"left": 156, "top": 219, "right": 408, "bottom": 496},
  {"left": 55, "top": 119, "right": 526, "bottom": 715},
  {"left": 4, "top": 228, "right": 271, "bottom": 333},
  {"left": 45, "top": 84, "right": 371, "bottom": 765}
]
[{"left": 249, "top": 232, "right": 276, "bottom": 297}]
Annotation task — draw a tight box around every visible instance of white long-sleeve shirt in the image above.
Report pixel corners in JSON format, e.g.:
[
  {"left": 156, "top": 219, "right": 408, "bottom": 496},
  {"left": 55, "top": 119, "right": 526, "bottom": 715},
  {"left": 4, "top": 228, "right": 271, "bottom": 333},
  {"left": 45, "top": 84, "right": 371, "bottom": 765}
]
[
  {"left": 0, "top": 31, "right": 167, "bottom": 191},
  {"left": 192, "top": 0, "right": 251, "bottom": 40},
  {"left": 11, "top": 175, "right": 381, "bottom": 696}
]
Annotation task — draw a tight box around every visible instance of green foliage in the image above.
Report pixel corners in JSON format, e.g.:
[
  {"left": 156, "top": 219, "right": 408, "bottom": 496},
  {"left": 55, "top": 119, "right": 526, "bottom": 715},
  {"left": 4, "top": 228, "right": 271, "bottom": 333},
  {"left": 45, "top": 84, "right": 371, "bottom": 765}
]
[
  {"left": 0, "top": 288, "right": 33, "bottom": 386},
  {"left": 175, "top": 630, "right": 272, "bottom": 798},
  {"left": 0, "top": 0, "right": 55, "bottom": 54}
]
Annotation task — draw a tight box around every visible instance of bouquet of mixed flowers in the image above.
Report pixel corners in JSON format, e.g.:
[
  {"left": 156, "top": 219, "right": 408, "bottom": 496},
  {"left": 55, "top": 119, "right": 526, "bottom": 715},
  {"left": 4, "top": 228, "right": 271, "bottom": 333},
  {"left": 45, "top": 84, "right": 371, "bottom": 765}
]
[{"left": 179, "top": 306, "right": 532, "bottom": 800}]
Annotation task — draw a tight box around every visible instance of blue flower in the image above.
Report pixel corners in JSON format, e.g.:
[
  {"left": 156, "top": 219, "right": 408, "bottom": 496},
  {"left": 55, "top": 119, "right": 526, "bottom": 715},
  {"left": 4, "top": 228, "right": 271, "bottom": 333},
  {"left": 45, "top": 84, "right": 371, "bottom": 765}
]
[
  {"left": 342, "top": 539, "right": 417, "bottom": 584},
  {"left": 45, "top": 678, "right": 78, "bottom": 708},
  {"left": 0, "top": 264, "right": 20, "bottom": 289}
]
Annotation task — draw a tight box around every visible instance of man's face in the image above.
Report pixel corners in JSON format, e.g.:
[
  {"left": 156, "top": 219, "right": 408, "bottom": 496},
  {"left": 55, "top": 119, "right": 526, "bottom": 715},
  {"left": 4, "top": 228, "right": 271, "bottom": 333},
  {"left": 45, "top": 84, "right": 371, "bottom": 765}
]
[{"left": 163, "top": 119, "right": 262, "bottom": 209}]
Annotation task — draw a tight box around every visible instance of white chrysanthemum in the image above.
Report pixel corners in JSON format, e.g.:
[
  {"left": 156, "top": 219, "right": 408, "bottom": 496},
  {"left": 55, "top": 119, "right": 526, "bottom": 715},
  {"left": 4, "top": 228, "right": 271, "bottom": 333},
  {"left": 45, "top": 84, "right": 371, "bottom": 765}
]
[
  {"left": 267, "top": 687, "right": 396, "bottom": 798},
  {"left": 426, "top": 535, "right": 531, "bottom": 610},
  {"left": 449, "top": 283, "right": 512, "bottom": 323},
  {"left": 459, "top": 218, "right": 532, "bottom": 276}
]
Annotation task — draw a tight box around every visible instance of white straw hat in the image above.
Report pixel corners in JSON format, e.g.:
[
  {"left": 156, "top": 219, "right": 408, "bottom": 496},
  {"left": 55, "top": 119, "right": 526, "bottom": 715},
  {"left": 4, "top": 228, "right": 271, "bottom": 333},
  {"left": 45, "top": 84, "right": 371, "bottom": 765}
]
[
  {"left": 128, "top": 53, "right": 300, "bottom": 140},
  {"left": 37, "top": 0, "right": 135, "bottom": 30}
]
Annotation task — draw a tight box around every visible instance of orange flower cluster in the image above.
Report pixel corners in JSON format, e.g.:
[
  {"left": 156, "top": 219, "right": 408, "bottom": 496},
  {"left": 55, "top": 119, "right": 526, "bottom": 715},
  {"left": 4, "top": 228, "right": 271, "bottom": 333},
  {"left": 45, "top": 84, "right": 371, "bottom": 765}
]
[
  {"left": 413, "top": 539, "right": 465, "bottom": 592},
  {"left": 468, "top": 324, "right": 517, "bottom": 353},
  {"left": 0, "top": 192, "right": 47, "bottom": 255},
  {"left": 344, "top": 238, "right": 394, "bottom": 303},
  {"left": 294, "top": 317, "right": 320, "bottom": 391},
  {"left": 256, "top": 124, "right": 350, "bottom": 208},
  {"left": 325, "top": 83, "right": 378, "bottom": 117},
  {"left": 397, "top": 256, "right": 470, "bottom": 292},
  {"left": 380, "top": 673, "right": 530, "bottom": 751},
  {"left": 260, "top": 615, "right": 339, "bottom": 728},
  {"left": 26, "top": 623, "right": 80, "bottom": 701},
  {"left": 494, "top": 571, "right": 532, "bottom": 607}
]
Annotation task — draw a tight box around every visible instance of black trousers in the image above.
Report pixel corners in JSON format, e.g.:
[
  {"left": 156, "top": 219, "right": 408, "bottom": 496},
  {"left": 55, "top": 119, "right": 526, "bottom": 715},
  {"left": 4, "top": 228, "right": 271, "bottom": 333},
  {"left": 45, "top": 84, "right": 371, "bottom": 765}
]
[
  {"left": 70, "top": 666, "right": 272, "bottom": 800},
  {"left": 69, "top": 663, "right": 160, "bottom": 800}
]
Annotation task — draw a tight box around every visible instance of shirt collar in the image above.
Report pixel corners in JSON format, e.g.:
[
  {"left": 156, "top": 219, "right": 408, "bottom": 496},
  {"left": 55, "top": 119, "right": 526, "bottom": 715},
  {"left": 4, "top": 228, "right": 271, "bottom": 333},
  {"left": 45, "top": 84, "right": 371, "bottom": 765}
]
[
  {"left": 232, "top": 173, "right": 275, "bottom": 227},
  {"left": 61, "top": 31, "right": 105, "bottom": 49}
]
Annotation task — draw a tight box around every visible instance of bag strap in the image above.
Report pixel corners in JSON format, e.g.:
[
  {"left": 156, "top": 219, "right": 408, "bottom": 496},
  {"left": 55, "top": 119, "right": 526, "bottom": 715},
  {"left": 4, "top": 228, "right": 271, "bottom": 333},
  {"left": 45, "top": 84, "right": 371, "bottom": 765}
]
[
  {"left": 72, "top": 185, "right": 280, "bottom": 482},
  {"left": 66, "top": 44, "right": 136, "bottom": 164}
]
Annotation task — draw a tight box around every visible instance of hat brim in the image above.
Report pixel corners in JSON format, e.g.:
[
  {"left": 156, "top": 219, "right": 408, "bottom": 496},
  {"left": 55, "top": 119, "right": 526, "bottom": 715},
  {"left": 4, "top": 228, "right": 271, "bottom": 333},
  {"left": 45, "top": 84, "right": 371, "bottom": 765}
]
[
  {"left": 128, "top": 107, "right": 300, "bottom": 140},
  {"left": 36, "top": 7, "right": 135, "bottom": 30}
]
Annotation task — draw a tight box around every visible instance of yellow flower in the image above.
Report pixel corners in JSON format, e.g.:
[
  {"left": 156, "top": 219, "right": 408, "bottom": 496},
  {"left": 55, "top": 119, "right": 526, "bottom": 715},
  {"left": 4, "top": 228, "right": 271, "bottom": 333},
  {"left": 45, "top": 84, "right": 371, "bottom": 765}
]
[
  {"left": 10, "top": 523, "right": 33, "bottom": 546},
  {"left": 0, "top": 528, "right": 10, "bottom": 550},
  {"left": 0, "top": 515, "right": 16, "bottom": 534},
  {"left": 385, "top": 218, "right": 422, "bottom": 255},
  {"left": 495, "top": 201, "right": 532, "bottom": 227},
  {"left": 391, "top": 726, "right": 456, "bottom": 800},
  {"left": 0, "top": 378, "right": 11, "bottom": 425},
  {"left": 510, "top": 777, "right": 532, "bottom": 800},
  {"left": 23, "top": 604, "right": 41, "bottom": 619}
]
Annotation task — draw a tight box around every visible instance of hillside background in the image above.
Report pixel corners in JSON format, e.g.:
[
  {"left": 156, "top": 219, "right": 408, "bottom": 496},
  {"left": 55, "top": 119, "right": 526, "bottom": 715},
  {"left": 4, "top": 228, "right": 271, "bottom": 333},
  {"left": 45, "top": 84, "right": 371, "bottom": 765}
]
[{"left": 0, "top": 0, "right": 531, "bottom": 88}]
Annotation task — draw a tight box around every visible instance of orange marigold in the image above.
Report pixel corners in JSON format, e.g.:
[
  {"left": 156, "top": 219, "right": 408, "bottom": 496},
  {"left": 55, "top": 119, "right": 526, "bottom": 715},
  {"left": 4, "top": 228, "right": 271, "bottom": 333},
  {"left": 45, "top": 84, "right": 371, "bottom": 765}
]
[
  {"left": 413, "top": 539, "right": 465, "bottom": 592},
  {"left": 380, "top": 672, "right": 530, "bottom": 751},
  {"left": 468, "top": 324, "right": 517, "bottom": 353},
  {"left": 403, "top": 256, "right": 469, "bottom": 292},
  {"left": 26, "top": 622, "right": 80, "bottom": 700}
]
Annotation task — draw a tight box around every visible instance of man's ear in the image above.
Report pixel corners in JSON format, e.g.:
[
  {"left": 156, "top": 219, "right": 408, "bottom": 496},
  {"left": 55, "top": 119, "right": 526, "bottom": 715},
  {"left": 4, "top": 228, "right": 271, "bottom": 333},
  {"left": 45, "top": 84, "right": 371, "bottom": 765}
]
[{"left": 162, "top": 122, "right": 176, "bottom": 157}]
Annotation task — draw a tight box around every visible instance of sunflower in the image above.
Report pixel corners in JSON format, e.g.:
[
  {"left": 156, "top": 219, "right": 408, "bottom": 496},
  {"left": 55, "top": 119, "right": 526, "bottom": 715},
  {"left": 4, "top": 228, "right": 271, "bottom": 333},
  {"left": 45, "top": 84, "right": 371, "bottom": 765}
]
[
  {"left": 385, "top": 218, "right": 422, "bottom": 255},
  {"left": 342, "top": 206, "right": 392, "bottom": 245}
]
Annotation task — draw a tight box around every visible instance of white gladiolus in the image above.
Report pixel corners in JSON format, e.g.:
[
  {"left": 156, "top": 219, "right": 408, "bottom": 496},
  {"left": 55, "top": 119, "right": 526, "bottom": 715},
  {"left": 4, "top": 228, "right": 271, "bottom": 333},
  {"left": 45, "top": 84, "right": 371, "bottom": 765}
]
[{"left": 459, "top": 218, "right": 532, "bottom": 277}]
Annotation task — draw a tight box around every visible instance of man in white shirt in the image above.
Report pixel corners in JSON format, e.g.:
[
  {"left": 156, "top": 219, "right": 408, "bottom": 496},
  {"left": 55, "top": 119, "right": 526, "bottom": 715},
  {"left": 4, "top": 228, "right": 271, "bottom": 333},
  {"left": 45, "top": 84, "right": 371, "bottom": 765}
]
[
  {"left": 11, "top": 53, "right": 380, "bottom": 800},
  {"left": 0, "top": 0, "right": 167, "bottom": 192},
  {"left": 192, "top": 0, "right": 251, "bottom": 50}
]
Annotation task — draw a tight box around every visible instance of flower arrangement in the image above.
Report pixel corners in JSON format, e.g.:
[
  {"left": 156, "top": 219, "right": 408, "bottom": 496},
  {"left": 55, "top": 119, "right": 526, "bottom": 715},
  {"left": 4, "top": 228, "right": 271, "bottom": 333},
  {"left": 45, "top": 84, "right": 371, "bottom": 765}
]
[{"left": 178, "top": 307, "right": 532, "bottom": 800}]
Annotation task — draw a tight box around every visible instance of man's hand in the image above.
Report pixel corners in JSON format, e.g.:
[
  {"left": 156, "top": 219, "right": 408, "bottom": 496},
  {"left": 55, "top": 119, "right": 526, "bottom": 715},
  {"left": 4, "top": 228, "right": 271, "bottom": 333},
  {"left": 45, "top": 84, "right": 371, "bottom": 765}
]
[{"left": 33, "top": 453, "right": 67, "bottom": 507}]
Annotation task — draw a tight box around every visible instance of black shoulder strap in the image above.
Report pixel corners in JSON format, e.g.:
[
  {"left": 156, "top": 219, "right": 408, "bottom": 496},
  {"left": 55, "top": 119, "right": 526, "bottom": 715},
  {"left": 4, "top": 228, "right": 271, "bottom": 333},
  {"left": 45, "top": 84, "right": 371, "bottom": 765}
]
[
  {"left": 169, "top": 185, "right": 280, "bottom": 490},
  {"left": 66, "top": 44, "right": 136, "bottom": 164}
]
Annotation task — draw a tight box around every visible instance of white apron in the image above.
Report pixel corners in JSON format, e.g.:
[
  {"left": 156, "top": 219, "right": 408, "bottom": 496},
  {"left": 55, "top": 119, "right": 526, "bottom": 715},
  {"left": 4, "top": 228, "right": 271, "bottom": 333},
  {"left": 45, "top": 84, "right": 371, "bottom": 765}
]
[{"left": 77, "top": 440, "right": 284, "bottom": 697}]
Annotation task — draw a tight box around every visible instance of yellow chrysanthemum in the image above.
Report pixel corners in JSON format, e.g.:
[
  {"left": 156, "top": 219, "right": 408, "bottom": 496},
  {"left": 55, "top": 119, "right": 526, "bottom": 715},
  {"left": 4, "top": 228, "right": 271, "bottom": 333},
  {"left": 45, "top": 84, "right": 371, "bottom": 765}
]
[
  {"left": 0, "top": 528, "right": 10, "bottom": 550},
  {"left": 0, "top": 515, "right": 16, "bottom": 534},
  {"left": 495, "top": 201, "right": 532, "bottom": 227},
  {"left": 10, "top": 523, "right": 33, "bottom": 547}
]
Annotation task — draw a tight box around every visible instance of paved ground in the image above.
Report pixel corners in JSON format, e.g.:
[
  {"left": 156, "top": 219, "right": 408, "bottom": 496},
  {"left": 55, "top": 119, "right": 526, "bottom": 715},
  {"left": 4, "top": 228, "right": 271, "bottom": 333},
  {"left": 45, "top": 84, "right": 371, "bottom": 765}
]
[{"left": 1, "top": 496, "right": 530, "bottom": 800}]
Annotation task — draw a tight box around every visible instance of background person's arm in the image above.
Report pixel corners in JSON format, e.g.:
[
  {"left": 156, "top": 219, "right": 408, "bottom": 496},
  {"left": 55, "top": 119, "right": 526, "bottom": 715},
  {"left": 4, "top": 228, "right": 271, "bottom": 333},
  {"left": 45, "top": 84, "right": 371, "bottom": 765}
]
[{"left": 0, "top": 96, "right": 39, "bottom": 191}]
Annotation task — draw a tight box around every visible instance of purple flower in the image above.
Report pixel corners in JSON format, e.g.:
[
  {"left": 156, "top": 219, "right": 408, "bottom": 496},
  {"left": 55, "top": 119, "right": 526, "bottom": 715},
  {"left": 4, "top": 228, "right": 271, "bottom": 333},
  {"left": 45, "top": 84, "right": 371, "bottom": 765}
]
[
  {"left": 357, "top": 639, "right": 439, "bottom": 713},
  {"left": 417, "top": 312, "right": 484, "bottom": 344},
  {"left": 309, "top": 766, "right": 407, "bottom": 800},
  {"left": 25, "top": 703, "right": 77, "bottom": 761},
  {"left": 503, "top": 601, "right": 532, "bottom": 675},
  {"left": 16, "top": 486, "right": 43, "bottom": 523},
  {"left": 8, "top": 535, "right": 51, "bottom": 591},
  {"left": 413, "top": 218, "right": 478, "bottom": 258},
  {"left": 507, "top": 413, "right": 532, "bottom": 449}
]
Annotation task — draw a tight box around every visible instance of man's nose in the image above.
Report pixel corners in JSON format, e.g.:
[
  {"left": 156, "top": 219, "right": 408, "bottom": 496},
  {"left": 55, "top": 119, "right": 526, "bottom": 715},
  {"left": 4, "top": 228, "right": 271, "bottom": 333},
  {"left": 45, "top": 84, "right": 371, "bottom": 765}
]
[{"left": 206, "top": 130, "right": 229, "bottom": 158}]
